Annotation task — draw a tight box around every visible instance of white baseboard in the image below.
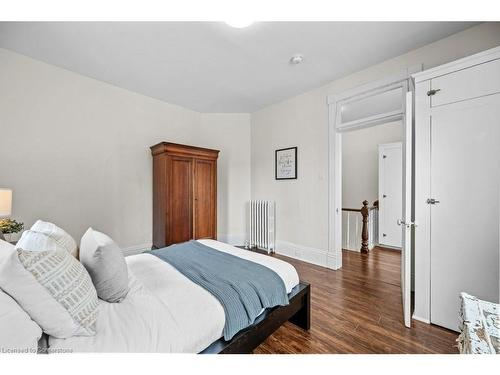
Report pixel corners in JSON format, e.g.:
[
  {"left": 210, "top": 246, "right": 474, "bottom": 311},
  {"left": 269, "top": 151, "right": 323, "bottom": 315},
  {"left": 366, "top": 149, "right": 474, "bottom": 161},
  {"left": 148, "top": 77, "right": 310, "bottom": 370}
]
[
  {"left": 275, "top": 240, "right": 332, "bottom": 268},
  {"left": 327, "top": 252, "right": 341, "bottom": 270},
  {"left": 412, "top": 314, "right": 430, "bottom": 324},
  {"left": 344, "top": 247, "right": 360, "bottom": 253},
  {"left": 217, "top": 233, "right": 246, "bottom": 246},
  {"left": 379, "top": 244, "right": 402, "bottom": 251},
  {"left": 122, "top": 243, "right": 151, "bottom": 257}
]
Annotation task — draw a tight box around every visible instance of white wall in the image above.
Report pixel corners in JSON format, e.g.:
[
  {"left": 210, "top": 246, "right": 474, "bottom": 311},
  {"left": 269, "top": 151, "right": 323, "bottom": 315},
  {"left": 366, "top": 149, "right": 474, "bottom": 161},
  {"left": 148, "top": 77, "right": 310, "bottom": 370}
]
[
  {"left": 199, "top": 113, "right": 251, "bottom": 245},
  {"left": 251, "top": 23, "right": 500, "bottom": 265},
  {"left": 0, "top": 48, "right": 251, "bottom": 253},
  {"left": 342, "top": 121, "right": 402, "bottom": 209}
]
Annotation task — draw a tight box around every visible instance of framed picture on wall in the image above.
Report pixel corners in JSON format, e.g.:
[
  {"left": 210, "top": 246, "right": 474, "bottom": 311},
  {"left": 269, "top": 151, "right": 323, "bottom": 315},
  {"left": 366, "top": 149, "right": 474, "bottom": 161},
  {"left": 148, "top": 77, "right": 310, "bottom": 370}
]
[{"left": 275, "top": 147, "right": 297, "bottom": 180}]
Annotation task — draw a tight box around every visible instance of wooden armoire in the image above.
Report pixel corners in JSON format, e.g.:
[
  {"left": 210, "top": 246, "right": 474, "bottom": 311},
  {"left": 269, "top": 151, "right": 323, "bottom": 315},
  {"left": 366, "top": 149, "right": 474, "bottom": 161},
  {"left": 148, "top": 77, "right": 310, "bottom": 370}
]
[{"left": 150, "top": 142, "right": 219, "bottom": 248}]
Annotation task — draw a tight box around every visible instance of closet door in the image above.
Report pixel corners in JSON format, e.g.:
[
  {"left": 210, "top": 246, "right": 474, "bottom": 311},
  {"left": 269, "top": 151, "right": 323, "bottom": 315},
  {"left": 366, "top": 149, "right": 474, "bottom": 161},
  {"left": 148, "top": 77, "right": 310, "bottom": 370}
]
[
  {"left": 430, "top": 93, "right": 500, "bottom": 330},
  {"left": 167, "top": 155, "right": 193, "bottom": 245},
  {"left": 193, "top": 158, "right": 216, "bottom": 240}
]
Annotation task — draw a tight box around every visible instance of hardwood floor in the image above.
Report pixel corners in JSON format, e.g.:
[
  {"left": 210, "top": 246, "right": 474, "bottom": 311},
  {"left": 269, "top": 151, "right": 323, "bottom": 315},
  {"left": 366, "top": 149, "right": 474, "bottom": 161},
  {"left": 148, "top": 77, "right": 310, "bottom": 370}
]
[{"left": 254, "top": 247, "right": 458, "bottom": 354}]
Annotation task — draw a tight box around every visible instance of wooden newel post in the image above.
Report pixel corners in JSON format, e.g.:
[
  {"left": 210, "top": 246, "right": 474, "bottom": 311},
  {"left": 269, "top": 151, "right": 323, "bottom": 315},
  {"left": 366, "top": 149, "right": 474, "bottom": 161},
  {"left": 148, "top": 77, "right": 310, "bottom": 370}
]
[{"left": 360, "top": 200, "right": 369, "bottom": 254}]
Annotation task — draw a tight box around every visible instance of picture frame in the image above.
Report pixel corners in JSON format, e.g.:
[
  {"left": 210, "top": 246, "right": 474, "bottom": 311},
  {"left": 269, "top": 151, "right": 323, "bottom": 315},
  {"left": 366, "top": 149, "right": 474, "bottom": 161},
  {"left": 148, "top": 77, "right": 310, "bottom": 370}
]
[{"left": 275, "top": 147, "right": 297, "bottom": 180}]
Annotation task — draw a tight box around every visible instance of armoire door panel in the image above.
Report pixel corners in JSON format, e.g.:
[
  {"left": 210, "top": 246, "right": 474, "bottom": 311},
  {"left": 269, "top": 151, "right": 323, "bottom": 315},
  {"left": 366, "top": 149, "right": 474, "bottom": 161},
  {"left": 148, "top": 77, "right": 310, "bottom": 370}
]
[
  {"left": 168, "top": 156, "right": 193, "bottom": 244},
  {"left": 193, "top": 159, "right": 216, "bottom": 239}
]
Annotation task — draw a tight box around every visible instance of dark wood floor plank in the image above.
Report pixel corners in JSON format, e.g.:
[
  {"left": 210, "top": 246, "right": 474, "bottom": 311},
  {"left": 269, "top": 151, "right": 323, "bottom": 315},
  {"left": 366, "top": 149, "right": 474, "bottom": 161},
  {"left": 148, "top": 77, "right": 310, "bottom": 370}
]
[{"left": 254, "top": 247, "right": 458, "bottom": 354}]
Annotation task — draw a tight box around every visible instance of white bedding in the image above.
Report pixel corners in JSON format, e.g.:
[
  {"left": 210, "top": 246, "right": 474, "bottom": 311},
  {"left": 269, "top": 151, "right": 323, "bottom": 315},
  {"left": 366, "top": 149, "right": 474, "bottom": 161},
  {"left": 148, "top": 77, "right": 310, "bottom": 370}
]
[
  {"left": 0, "top": 289, "right": 43, "bottom": 353},
  {"left": 48, "top": 240, "right": 299, "bottom": 353}
]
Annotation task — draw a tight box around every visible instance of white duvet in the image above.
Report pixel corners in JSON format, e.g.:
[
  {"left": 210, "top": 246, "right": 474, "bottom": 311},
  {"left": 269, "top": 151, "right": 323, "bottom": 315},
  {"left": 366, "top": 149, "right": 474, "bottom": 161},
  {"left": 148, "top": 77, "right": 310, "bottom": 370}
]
[{"left": 48, "top": 240, "right": 299, "bottom": 353}]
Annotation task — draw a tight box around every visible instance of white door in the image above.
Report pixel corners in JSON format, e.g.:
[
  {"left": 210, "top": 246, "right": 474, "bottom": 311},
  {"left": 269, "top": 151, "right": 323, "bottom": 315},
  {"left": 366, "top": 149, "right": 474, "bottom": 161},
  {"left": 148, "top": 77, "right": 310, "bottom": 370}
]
[
  {"left": 430, "top": 93, "right": 500, "bottom": 331},
  {"left": 379, "top": 142, "right": 403, "bottom": 248},
  {"left": 400, "top": 91, "right": 413, "bottom": 328}
]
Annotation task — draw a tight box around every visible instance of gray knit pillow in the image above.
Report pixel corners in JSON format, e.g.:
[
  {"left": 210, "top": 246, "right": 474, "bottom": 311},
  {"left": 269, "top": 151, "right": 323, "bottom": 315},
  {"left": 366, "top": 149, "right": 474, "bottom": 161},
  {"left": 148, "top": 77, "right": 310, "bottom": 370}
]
[{"left": 79, "top": 228, "right": 129, "bottom": 303}]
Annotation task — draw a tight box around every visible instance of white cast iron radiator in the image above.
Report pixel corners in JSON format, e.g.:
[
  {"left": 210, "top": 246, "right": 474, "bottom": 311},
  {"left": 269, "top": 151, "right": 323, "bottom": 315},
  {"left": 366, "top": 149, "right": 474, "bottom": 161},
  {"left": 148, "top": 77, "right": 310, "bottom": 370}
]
[{"left": 249, "top": 200, "right": 276, "bottom": 254}]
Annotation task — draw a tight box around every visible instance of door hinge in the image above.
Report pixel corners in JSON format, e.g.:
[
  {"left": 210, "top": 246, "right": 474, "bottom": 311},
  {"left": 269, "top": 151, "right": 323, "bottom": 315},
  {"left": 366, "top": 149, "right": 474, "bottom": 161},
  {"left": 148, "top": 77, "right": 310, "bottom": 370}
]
[{"left": 427, "top": 88, "right": 441, "bottom": 96}]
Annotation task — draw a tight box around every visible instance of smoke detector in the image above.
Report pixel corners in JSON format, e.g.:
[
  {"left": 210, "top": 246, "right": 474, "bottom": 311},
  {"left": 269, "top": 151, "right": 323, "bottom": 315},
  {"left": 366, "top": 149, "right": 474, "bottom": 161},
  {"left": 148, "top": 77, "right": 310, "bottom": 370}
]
[{"left": 290, "top": 54, "right": 304, "bottom": 65}]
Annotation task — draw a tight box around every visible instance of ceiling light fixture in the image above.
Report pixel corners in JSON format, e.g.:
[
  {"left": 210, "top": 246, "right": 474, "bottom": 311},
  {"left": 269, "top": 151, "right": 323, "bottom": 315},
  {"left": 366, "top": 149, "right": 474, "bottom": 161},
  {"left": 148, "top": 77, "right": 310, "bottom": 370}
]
[
  {"left": 290, "top": 54, "right": 304, "bottom": 65},
  {"left": 225, "top": 20, "right": 254, "bottom": 28}
]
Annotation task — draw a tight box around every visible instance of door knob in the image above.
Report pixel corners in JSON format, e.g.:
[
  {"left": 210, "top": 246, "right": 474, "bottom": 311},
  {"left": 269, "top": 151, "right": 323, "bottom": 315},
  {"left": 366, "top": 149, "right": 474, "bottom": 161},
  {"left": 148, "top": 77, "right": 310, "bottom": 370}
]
[{"left": 427, "top": 88, "right": 441, "bottom": 96}]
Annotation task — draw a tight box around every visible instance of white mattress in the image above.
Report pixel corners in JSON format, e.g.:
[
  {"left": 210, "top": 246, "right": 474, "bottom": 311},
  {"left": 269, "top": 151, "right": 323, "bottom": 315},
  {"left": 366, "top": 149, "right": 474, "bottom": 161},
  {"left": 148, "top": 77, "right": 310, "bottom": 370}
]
[{"left": 48, "top": 240, "right": 299, "bottom": 353}]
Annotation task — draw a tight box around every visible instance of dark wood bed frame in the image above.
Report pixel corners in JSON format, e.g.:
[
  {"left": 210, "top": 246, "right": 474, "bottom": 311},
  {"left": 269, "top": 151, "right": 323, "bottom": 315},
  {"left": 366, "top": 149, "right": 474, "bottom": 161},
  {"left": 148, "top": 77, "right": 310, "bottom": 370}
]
[{"left": 200, "top": 281, "right": 310, "bottom": 354}]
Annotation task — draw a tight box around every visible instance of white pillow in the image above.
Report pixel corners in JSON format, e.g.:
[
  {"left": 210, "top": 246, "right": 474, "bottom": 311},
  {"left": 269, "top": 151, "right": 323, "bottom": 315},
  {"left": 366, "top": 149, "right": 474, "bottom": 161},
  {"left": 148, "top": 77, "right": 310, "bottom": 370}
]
[
  {"left": 0, "top": 239, "right": 98, "bottom": 338},
  {"left": 16, "top": 230, "right": 61, "bottom": 252},
  {"left": 30, "top": 220, "right": 78, "bottom": 258},
  {"left": 79, "top": 228, "right": 130, "bottom": 303},
  {"left": 0, "top": 288, "right": 42, "bottom": 353}
]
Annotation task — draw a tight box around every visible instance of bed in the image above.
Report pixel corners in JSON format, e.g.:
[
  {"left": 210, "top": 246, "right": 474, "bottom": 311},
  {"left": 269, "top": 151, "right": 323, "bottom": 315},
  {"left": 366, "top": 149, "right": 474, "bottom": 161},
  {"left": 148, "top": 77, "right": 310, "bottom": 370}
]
[{"left": 48, "top": 239, "right": 310, "bottom": 353}]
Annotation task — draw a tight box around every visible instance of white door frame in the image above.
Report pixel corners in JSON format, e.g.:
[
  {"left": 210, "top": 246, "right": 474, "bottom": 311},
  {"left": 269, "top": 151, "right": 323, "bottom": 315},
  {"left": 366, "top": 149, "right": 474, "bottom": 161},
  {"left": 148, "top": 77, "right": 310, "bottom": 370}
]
[{"left": 327, "top": 67, "right": 420, "bottom": 270}]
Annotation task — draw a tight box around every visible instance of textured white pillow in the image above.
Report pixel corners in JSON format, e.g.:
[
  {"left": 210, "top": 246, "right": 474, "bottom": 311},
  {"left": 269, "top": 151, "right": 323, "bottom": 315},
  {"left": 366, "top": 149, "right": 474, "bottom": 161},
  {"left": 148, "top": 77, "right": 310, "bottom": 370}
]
[
  {"left": 0, "top": 239, "right": 98, "bottom": 338},
  {"left": 30, "top": 220, "right": 78, "bottom": 258},
  {"left": 0, "top": 288, "right": 42, "bottom": 353},
  {"left": 79, "top": 228, "right": 130, "bottom": 303}
]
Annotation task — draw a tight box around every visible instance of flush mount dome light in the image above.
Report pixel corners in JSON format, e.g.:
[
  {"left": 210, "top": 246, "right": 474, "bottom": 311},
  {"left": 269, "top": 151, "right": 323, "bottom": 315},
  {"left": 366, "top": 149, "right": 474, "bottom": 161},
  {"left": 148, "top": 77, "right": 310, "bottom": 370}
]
[
  {"left": 290, "top": 54, "right": 304, "bottom": 65},
  {"left": 225, "top": 20, "right": 254, "bottom": 28}
]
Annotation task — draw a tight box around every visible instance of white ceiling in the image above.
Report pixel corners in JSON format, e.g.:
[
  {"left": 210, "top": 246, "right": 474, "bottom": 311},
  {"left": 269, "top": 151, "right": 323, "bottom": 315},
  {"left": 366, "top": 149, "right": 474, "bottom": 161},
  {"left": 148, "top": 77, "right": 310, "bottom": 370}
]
[{"left": 0, "top": 22, "right": 476, "bottom": 112}]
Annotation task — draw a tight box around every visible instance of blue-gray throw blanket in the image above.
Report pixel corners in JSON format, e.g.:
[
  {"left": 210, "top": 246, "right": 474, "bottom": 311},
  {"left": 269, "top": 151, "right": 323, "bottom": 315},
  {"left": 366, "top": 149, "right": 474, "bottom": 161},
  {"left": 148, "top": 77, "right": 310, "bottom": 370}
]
[{"left": 149, "top": 241, "right": 289, "bottom": 340}]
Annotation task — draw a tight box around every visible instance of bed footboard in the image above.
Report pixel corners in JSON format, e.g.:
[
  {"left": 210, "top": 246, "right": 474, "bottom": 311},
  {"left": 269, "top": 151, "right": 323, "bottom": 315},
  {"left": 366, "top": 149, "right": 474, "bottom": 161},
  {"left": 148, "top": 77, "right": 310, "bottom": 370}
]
[{"left": 289, "top": 283, "right": 311, "bottom": 330}]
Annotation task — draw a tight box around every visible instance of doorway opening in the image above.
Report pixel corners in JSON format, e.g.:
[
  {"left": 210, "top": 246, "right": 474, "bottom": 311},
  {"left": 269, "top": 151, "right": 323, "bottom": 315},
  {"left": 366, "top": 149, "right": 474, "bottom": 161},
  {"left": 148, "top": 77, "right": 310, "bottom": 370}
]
[
  {"left": 341, "top": 121, "right": 403, "bottom": 255},
  {"left": 328, "top": 68, "right": 420, "bottom": 327}
]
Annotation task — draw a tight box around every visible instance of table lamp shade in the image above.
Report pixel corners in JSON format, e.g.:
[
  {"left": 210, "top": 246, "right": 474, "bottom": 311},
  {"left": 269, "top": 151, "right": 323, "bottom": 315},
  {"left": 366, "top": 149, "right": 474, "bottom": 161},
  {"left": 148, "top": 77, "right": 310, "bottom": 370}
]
[{"left": 0, "top": 189, "right": 12, "bottom": 217}]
